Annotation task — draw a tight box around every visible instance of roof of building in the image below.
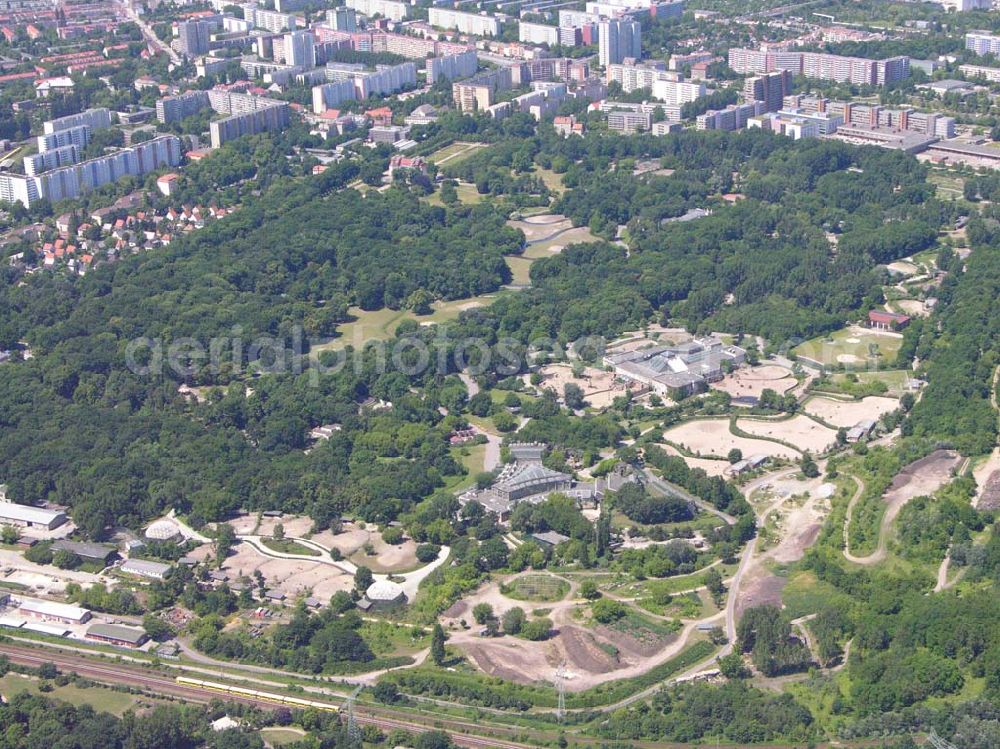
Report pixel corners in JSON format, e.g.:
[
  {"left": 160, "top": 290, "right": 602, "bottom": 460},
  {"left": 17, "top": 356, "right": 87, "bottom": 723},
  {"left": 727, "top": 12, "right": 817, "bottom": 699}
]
[
  {"left": 494, "top": 463, "right": 570, "bottom": 494},
  {"left": 24, "top": 621, "right": 69, "bottom": 637},
  {"left": 51, "top": 539, "right": 116, "bottom": 561},
  {"left": 366, "top": 579, "right": 404, "bottom": 601},
  {"left": 18, "top": 599, "right": 89, "bottom": 621},
  {"left": 87, "top": 623, "right": 147, "bottom": 645},
  {"left": 144, "top": 519, "right": 181, "bottom": 540},
  {"left": 533, "top": 530, "right": 570, "bottom": 545},
  {"left": 121, "top": 558, "right": 172, "bottom": 576},
  {"left": 0, "top": 502, "right": 65, "bottom": 525},
  {"left": 868, "top": 310, "right": 910, "bottom": 323}
]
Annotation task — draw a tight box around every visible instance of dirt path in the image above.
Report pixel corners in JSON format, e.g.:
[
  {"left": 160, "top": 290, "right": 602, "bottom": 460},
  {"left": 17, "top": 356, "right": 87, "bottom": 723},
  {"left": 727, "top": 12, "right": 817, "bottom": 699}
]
[
  {"left": 934, "top": 547, "right": 953, "bottom": 593},
  {"left": 841, "top": 475, "right": 878, "bottom": 564}
]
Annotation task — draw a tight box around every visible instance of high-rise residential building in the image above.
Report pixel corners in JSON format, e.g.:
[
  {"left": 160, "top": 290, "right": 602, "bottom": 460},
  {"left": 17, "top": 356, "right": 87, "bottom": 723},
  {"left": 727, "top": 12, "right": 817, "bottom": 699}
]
[
  {"left": 966, "top": 31, "right": 1000, "bottom": 56},
  {"left": 345, "top": 0, "right": 409, "bottom": 21},
  {"left": 250, "top": 8, "right": 296, "bottom": 33},
  {"left": 599, "top": 19, "right": 641, "bottom": 67},
  {"left": 210, "top": 104, "right": 290, "bottom": 148},
  {"left": 696, "top": 101, "right": 765, "bottom": 131},
  {"left": 327, "top": 7, "right": 357, "bottom": 31},
  {"left": 284, "top": 29, "right": 316, "bottom": 68},
  {"left": 0, "top": 135, "right": 182, "bottom": 208},
  {"left": 428, "top": 8, "right": 503, "bottom": 36},
  {"left": 177, "top": 20, "right": 211, "bottom": 56},
  {"left": 519, "top": 21, "right": 559, "bottom": 46},
  {"left": 452, "top": 68, "right": 513, "bottom": 112},
  {"left": 310, "top": 62, "right": 418, "bottom": 112},
  {"left": 426, "top": 50, "right": 478, "bottom": 84},
  {"left": 43, "top": 108, "right": 112, "bottom": 135},
  {"left": 24, "top": 144, "right": 80, "bottom": 176},
  {"left": 156, "top": 90, "right": 211, "bottom": 123},
  {"left": 743, "top": 70, "right": 791, "bottom": 112},
  {"left": 728, "top": 48, "right": 908, "bottom": 86},
  {"left": 38, "top": 124, "right": 91, "bottom": 153}
]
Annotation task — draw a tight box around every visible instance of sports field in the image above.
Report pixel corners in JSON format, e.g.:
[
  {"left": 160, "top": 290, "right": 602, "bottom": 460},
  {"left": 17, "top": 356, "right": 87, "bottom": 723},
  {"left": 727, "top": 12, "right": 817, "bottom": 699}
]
[{"left": 793, "top": 326, "right": 903, "bottom": 369}]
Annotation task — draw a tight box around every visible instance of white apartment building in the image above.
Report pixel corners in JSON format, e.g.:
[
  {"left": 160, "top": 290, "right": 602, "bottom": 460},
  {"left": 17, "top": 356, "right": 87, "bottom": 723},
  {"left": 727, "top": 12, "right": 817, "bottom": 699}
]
[
  {"left": 966, "top": 32, "right": 1000, "bottom": 56},
  {"left": 428, "top": 8, "right": 503, "bottom": 36},
  {"left": 43, "top": 108, "right": 112, "bottom": 135},
  {"left": 519, "top": 21, "right": 559, "bottom": 46},
  {"left": 345, "top": 0, "right": 410, "bottom": 21},
  {"left": 284, "top": 29, "right": 316, "bottom": 68},
  {"left": 426, "top": 50, "right": 478, "bottom": 84}
]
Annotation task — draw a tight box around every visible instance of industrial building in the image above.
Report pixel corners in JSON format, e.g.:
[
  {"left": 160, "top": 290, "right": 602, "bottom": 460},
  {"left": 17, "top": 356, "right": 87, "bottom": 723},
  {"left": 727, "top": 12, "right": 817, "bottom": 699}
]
[{"left": 0, "top": 502, "right": 67, "bottom": 530}]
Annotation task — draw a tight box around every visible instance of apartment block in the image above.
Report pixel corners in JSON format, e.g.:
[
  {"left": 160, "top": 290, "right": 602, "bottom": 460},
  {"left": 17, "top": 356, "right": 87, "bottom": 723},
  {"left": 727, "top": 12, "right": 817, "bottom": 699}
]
[
  {"left": 311, "top": 62, "right": 417, "bottom": 113},
  {"left": 960, "top": 63, "right": 1000, "bottom": 82},
  {"left": 743, "top": 70, "right": 791, "bottom": 112},
  {"left": 965, "top": 31, "right": 1000, "bottom": 56},
  {"left": 599, "top": 18, "right": 641, "bottom": 67},
  {"left": 428, "top": 8, "right": 503, "bottom": 36},
  {"left": 43, "top": 108, "right": 112, "bottom": 135},
  {"left": 696, "top": 101, "right": 765, "bottom": 131},
  {"left": 249, "top": 8, "right": 296, "bottom": 33},
  {"left": 38, "top": 124, "right": 90, "bottom": 153},
  {"left": 452, "top": 67, "right": 513, "bottom": 112},
  {"left": 284, "top": 29, "right": 315, "bottom": 68},
  {"left": 345, "top": 0, "right": 410, "bottom": 22},
  {"left": 156, "top": 90, "right": 211, "bottom": 123},
  {"left": 327, "top": 7, "right": 357, "bottom": 31},
  {"left": 177, "top": 20, "right": 211, "bottom": 56},
  {"left": 0, "top": 135, "right": 181, "bottom": 208},
  {"left": 210, "top": 104, "right": 290, "bottom": 148},
  {"left": 426, "top": 50, "right": 478, "bottom": 84},
  {"left": 727, "top": 48, "right": 909, "bottom": 86},
  {"left": 607, "top": 108, "right": 651, "bottom": 133},
  {"left": 519, "top": 21, "right": 559, "bottom": 46},
  {"left": 24, "top": 144, "right": 80, "bottom": 176}
]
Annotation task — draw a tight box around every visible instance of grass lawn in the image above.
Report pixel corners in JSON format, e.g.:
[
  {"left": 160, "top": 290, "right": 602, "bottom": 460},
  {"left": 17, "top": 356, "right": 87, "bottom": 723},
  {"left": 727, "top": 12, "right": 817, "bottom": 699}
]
[
  {"left": 262, "top": 538, "right": 319, "bottom": 556},
  {"left": 505, "top": 255, "right": 533, "bottom": 286},
  {"left": 311, "top": 295, "right": 506, "bottom": 355},
  {"left": 825, "top": 369, "right": 913, "bottom": 397},
  {"left": 445, "top": 443, "right": 487, "bottom": 492},
  {"left": 359, "top": 619, "right": 430, "bottom": 657},
  {"left": 427, "top": 142, "right": 486, "bottom": 166},
  {"left": 423, "top": 182, "right": 486, "bottom": 207},
  {"left": 927, "top": 170, "right": 965, "bottom": 200},
  {"left": 261, "top": 728, "right": 308, "bottom": 746},
  {"left": 0, "top": 673, "right": 150, "bottom": 715},
  {"left": 781, "top": 570, "right": 853, "bottom": 619},
  {"left": 532, "top": 167, "right": 567, "bottom": 195},
  {"left": 793, "top": 327, "right": 903, "bottom": 369}
]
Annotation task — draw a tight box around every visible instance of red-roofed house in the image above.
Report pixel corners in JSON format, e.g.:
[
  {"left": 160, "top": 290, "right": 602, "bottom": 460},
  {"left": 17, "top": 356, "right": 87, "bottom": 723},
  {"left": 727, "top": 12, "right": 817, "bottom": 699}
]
[
  {"left": 868, "top": 310, "right": 910, "bottom": 331},
  {"left": 365, "top": 106, "right": 393, "bottom": 126}
]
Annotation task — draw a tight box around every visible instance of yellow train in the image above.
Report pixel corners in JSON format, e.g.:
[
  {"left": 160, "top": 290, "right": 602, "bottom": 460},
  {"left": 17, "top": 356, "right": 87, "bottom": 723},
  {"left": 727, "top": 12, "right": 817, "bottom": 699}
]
[{"left": 176, "top": 676, "right": 340, "bottom": 712}]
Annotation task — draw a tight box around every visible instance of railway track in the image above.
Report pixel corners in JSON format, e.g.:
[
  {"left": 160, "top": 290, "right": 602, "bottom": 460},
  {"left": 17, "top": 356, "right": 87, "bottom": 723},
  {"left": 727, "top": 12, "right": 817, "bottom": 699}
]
[{"left": 0, "top": 646, "right": 532, "bottom": 749}]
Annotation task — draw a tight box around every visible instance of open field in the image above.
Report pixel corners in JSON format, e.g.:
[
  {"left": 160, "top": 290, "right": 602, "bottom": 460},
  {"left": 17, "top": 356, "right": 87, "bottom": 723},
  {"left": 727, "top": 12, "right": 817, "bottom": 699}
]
[
  {"left": 711, "top": 364, "right": 796, "bottom": 399},
  {"left": 737, "top": 415, "right": 837, "bottom": 454},
  {"left": 426, "top": 141, "right": 486, "bottom": 166},
  {"left": 532, "top": 166, "right": 567, "bottom": 195},
  {"left": 312, "top": 295, "right": 505, "bottom": 354},
  {"left": 793, "top": 326, "right": 903, "bottom": 369},
  {"left": 505, "top": 255, "right": 534, "bottom": 286},
  {"left": 0, "top": 673, "right": 151, "bottom": 715},
  {"left": 501, "top": 573, "right": 570, "bottom": 602},
  {"left": 261, "top": 728, "right": 308, "bottom": 747},
  {"left": 311, "top": 524, "right": 421, "bottom": 574},
  {"left": 803, "top": 395, "right": 899, "bottom": 428},
  {"left": 826, "top": 369, "right": 914, "bottom": 397},
  {"left": 661, "top": 419, "right": 800, "bottom": 460},
  {"left": 927, "top": 170, "right": 965, "bottom": 200},
  {"left": 658, "top": 443, "right": 731, "bottom": 477},
  {"left": 424, "top": 182, "right": 485, "bottom": 207}
]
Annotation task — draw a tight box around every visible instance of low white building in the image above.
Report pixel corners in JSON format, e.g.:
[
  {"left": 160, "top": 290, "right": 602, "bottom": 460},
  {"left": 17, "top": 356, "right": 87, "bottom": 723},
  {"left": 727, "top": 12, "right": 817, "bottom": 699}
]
[
  {"left": 18, "top": 599, "right": 91, "bottom": 625},
  {"left": 120, "top": 558, "right": 172, "bottom": 580},
  {"left": 0, "top": 502, "right": 67, "bottom": 530}
]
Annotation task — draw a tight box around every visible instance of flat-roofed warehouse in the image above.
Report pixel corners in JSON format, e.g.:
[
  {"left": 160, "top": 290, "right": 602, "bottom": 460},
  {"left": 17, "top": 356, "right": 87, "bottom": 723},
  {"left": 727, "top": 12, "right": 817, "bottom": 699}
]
[
  {"left": 0, "top": 503, "right": 67, "bottom": 530},
  {"left": 120, "top": 558, "right": 172, "bottom": 580},
  {"left": 18, "top": 599, "right": 91, "bottom": 624},
  {"left": 86, "top": 623, "right": 148, "bottom": 648},
  {"left": 51, "top": 539, "right": 116, "bottom": 565}
]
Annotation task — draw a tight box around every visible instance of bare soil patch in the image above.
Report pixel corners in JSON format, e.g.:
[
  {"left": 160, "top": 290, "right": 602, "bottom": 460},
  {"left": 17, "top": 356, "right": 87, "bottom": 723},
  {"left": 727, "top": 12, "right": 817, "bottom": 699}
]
[
  {"left": 712, "top": 365, "right": 796, "bottom": 400},
  {"left": 804, "top": 396, "right": 899, "bottom": 428},
  {"left": 663, "top": 419, "right": 800, "bottom": 460},
  {"left": 738, "top": 415, "right": 837, "bottom": 454}
]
